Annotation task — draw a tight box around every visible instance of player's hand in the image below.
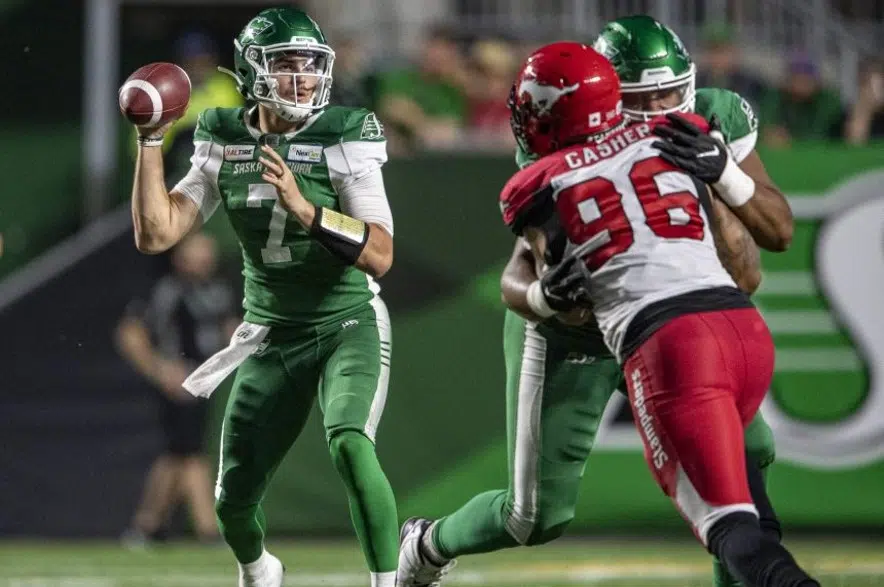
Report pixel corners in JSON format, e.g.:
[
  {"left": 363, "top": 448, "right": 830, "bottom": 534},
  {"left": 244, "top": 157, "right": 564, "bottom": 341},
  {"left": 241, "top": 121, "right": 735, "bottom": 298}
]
[
  {"left": 135, "top": 119, "right": 176, "bottom": 139},
  {"left": 556, "top": 306, "right": 592, "bottom": 326},
  {"left": 259, "top": 145, "right": 311, "bottom": 216},
  {"left": 651, "top": 113, "right": 731, "bottom": 184},
  {"left": 539, "top": 253, "right": 593, "bottom": 312}
]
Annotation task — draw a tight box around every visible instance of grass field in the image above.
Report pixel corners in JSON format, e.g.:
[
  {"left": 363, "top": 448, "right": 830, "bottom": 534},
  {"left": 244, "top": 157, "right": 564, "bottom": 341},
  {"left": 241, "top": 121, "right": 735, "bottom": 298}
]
[{"left": 1, "top": 537, "right": 882, "bottom": 586}]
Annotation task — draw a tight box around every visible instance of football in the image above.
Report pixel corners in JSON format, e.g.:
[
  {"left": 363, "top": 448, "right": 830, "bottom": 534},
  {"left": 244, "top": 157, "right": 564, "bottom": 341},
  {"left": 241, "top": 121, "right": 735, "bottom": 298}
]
[{"left": 118, "top": 62, "right": 191, "bottom": 128}]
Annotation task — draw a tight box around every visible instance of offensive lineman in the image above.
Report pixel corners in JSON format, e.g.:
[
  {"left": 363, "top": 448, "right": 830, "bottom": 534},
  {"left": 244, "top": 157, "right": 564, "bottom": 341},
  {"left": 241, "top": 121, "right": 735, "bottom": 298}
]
[
  {"left": 398, "top": 16, "right": 790, "bottom": 587},
  {"left": 129, "top": 8, "right": 399, "bottom": 587},
  {"left": 498, "top": 42, "right": 818, "bottom": 587}
]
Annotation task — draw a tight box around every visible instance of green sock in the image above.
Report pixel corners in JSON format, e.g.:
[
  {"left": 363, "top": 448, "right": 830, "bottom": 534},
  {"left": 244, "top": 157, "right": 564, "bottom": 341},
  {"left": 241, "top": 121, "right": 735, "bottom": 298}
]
[
  {"left": 329, "top": 431, "right": 399, "bottom": 572},
  {"left": 432, "top": 490, "right": 519, "bottom": 559}
]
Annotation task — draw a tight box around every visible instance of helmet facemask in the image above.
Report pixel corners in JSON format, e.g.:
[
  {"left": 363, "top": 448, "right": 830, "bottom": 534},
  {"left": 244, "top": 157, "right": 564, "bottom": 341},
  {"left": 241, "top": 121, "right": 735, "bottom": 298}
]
[
  {"left": 238, "top": 38, "right": 335, "bottom": 122},
  {"left": 620, "top": 63, "right": 696, "bottom": 122}
]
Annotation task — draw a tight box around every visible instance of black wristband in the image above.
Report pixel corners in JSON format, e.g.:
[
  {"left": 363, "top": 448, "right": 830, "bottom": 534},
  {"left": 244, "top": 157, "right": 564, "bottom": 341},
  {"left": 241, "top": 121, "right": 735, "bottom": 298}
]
[{"left": 310, "top": 206, "right": 370, "bottom": 265}]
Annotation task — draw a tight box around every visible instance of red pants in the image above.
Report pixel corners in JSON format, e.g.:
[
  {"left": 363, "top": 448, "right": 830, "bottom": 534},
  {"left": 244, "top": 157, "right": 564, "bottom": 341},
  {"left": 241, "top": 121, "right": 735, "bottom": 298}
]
[{"left": 622, "top": 308, "right": 775, "bottom": 544}]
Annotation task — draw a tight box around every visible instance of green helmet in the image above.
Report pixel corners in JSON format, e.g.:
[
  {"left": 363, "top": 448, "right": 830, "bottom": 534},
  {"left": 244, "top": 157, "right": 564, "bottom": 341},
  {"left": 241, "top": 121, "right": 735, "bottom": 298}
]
[
  {"left": 231, "top": 8, "right": 335, "bottom": 122},
  {"left": 592, "top": 15, "right": 695, "bottom": 121}
]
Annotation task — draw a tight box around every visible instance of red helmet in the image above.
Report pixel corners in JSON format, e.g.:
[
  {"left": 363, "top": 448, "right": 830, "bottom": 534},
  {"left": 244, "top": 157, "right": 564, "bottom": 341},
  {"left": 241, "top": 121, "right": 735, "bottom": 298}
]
[{"left": 509, "top": 41, "right": 624, "bottom": 158}]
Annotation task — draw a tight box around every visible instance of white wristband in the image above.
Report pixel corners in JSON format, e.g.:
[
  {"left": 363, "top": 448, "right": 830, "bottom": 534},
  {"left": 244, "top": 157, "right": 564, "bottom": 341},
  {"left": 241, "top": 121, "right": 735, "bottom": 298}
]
[
  {"left": 137, "top": 135, "right": 164, "bottom": 148},
  {"left": 713, "top": 157, "right": 755, "bottom": 208},
  {"left": 526, "top": 280, "right": 557, "bottom": 319}
]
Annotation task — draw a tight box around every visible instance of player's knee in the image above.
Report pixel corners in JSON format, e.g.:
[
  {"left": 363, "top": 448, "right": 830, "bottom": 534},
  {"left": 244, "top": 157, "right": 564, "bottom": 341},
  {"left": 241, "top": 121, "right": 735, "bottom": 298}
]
[
  {"left": 523, "top": 504, "right": 576, "bottom": 547},
  {"left": 328, "top": 429, "right": 373, "bottom": 474}
]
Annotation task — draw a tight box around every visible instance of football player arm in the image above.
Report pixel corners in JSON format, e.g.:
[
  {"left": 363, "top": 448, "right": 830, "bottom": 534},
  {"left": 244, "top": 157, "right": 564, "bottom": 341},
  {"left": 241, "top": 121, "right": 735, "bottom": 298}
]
[
  {"left": 335, "top": 166, "right": 394, "bottom": 278},
  {"left": 708, "top": 192, "right": 762, "bottom": 294},
  {"left": 500, "top": 237, "right": 547, "bottom": 321},
  {"left": 728, "top": 149, "right": 794, "bottom": 252},
  {"left": 653, "top": 113, "right": 793, "bottom": 252},
  {"left": 131, "top": 145, "right": 203, "bottom": 254},
  {"left": 271, "top": 153, "right": 394, "bottom": 279}
]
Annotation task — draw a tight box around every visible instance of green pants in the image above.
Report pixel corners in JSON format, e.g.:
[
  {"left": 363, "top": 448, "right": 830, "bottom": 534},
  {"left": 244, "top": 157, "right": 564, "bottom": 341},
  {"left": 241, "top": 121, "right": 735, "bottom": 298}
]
[
  {"left": 434, "top": 309, "right": 776, "bottom": 556},
  {"left": 214, "top": 298, "right": 398, "bottom": 571}
]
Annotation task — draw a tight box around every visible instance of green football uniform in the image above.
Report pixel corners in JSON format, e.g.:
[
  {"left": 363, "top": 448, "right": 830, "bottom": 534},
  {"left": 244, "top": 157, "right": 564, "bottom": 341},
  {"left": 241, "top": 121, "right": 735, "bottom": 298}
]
[
  {"left": 423, "top": 19, "right": 775, "bottom": 586},
  {"left": 185, "top": 104, "right": 387, "bottom": 327},
  {"left": 175, "top": 8, "right": 399, "bottom": 582}
]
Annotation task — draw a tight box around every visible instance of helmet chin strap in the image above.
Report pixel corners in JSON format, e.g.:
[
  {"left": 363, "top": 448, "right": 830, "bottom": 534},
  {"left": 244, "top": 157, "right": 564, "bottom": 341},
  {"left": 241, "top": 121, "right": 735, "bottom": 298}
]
[
  {"left": 268, "top": 102, "right": 312, "bottom": 122},
  {"left": 623, "top": 94, "right": 696, "bottom": 122}
]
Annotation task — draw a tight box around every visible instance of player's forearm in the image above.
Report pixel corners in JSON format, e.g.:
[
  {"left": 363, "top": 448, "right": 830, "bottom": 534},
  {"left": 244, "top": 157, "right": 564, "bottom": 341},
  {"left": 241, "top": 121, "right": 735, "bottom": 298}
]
[
  {"left": 501, "top": 246, "right": 546, "bottom": 322},
  {"left": 717, "top": 153, "right": 793, "bottom": 252},
  {"left": 727, "top": 193, "right": 793, "bottom": 253},
  {"left": 710, "top": 196, "right": 762, "bottom": 294},
  {"left": 131, "top": 147, "right": 187, "bottom": 253},
  {"left": 287, "top": 201, "right": 393, "bottom": 278},
  {"left": 354, "top": 226, "right": 393, "bottom": 278}
]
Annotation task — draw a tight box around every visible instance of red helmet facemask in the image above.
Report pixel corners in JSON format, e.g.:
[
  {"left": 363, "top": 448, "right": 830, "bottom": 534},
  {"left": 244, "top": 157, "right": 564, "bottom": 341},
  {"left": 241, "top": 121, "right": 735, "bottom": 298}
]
[{"left": 510, "top": 42, "right": 624, "bottom": 158}]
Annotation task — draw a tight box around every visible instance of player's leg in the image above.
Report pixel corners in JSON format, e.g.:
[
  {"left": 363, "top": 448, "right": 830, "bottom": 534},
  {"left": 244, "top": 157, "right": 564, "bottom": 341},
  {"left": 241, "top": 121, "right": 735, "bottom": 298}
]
[
  {"left": 624, "top": 310, "right": 818, "bottom": 587},
  {"left": 318, "top": 299, "right": 398, "bottom": 587},
  {"left": 399, "top": 312, "right": 619, "bottom": 584},
  {"left": 215, "top": 338, "right": 319, "bottom": 585},
  {"left": 743, "top": 411, "right": 781, "bottom": 538},
  {"left": 713, "top": 412, "right": 780, "bottom": 587}
]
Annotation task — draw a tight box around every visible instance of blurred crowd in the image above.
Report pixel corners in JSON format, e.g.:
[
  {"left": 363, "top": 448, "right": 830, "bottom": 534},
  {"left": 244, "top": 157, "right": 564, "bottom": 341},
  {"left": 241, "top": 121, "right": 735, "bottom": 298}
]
[
  {"left": 158, "top": 21, "right": 884, "bottom": 161},
  {"left": 327, "top": 22, "right": 884, "bottom": 155},
  {"left": 694, "top": 24, "right": 884, "bottom": 148}
]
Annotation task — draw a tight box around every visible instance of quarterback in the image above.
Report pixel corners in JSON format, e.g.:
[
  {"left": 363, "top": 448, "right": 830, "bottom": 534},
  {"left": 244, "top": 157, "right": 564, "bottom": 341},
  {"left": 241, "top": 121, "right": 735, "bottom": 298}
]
[
  {"left": 398, "top": 16, "right": 792, "bottom": 587},
  {"left": 129, "top": 8, "right": 398, "bottom": 587}
]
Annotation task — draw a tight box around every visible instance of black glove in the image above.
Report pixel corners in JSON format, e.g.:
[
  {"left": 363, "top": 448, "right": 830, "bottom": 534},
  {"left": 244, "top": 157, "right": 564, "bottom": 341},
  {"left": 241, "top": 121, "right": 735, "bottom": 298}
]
[
  {"left": 651, "top": 113, "right": 730, "bottom": 184},
  {"left": 537, "top": 253, "right": 593, "bottom": 312}
]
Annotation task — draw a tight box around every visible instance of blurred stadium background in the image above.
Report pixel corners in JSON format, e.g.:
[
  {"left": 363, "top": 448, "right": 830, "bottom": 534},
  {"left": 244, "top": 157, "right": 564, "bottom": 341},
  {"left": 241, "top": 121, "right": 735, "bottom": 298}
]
[{"left": 1, "top": 0, "right": 883, "bottom": 585}]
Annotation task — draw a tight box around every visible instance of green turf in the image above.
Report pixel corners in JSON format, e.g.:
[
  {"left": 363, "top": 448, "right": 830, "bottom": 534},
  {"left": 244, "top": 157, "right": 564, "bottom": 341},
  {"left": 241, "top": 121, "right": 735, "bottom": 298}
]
[{"left": 1, "top": 537, "right": 882, "bottom": 586}]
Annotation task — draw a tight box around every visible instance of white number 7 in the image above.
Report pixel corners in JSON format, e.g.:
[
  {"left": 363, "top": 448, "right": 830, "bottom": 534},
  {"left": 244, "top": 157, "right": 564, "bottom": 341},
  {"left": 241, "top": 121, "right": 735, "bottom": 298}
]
[{"left": 247, "top": 184, "right": 292, "bottom": 264}]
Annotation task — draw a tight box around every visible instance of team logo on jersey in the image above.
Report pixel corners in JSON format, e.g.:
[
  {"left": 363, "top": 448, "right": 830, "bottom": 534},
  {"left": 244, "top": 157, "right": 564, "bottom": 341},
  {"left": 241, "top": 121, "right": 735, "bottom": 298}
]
[
  {"left": 360, "top": 113, "right": 384, "bottom": 140},
  {"left": 224, "top": 145, "right": 256, "bottom": 161},
  {"left": 286, "top": 143, "right": 323, "bottom": 163},
  {"left": 518, "top": 79, "right": 580, "bottom": 115}
]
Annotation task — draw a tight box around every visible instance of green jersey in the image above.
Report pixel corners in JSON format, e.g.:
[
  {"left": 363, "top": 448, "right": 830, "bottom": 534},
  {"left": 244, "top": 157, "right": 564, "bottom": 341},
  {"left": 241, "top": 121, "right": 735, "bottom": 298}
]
[
  {"left": 511, "top": 87, "right": 759, "bottom": 352},
  {"left": 175, "top": 105, "right": 391, "bottom": 327}
]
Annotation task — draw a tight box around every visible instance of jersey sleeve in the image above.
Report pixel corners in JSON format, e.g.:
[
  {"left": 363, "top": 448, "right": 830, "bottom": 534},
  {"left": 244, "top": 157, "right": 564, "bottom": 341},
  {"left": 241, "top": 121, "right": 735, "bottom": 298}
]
[
  {"left": 171, "top": 109, "right": 224, "bottom": 221},
  {"left": 323, "top": 109, "right": 393, "bottom": 236},
  {"left": 499, "top": 160, "right": 554, "bottom": 235},
  {"left": 701, "top": 89, "right": 758, "bottom": 163}
]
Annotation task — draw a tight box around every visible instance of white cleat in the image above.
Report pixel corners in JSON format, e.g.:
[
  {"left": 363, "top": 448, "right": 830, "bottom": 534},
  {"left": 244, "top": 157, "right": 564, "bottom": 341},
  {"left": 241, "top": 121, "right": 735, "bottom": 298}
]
[
  {"left": 397, "top": 517, "right": 456, "bottom": 587},
  {"left": 238, "top": 551, "right": 285, "bottom": 587}
]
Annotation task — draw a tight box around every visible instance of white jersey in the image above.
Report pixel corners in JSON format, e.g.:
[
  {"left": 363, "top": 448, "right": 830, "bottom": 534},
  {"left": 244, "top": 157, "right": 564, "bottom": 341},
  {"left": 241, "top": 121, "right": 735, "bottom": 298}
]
[{"left": 500, "top": 116, "right": 736, "bottom": 361}]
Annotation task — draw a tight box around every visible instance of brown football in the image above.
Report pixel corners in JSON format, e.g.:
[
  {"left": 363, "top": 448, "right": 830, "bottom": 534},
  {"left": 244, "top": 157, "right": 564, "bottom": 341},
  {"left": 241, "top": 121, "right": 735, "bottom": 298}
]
[{"left": 119, "top": 62, "right": 191, "bottom": 127}]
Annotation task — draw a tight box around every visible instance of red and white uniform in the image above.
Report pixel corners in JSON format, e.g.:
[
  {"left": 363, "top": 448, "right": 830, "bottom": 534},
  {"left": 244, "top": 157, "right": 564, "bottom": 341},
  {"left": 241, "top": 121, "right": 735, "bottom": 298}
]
[
  {"left": 502, "top": 115, "right": 736, "bottom": 361},
  {"left": 500, "top": 114, "right": 775, "bottom": 544}
]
